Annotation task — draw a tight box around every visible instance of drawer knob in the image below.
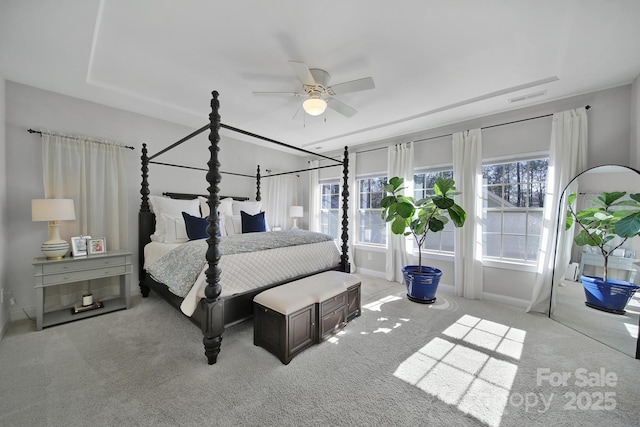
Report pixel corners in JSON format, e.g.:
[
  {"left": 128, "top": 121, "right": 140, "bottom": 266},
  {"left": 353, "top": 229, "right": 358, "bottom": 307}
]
[
  {"left": 63, "top": 265, "right": 69, "bottom": 269},
  {"left": 105, "top": 270, "right": 109, "bottom": 274},
  {"left": 64, "top": 275, "right": 69, "bottom": 279}
]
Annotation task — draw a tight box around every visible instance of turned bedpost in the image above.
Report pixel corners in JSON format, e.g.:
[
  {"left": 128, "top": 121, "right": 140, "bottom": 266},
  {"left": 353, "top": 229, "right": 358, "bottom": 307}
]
[
  {"left": 138, "top": 143, "right": 153, "bottom": 297},
  {"left": 340, "top": 146, "right": 350, "bottom": 273},
  {"left": 201, "top": 91, "right": 225, "bottom": 365},
  {"left": 256, "top": 165, "right": 261, "bottom": 202}
]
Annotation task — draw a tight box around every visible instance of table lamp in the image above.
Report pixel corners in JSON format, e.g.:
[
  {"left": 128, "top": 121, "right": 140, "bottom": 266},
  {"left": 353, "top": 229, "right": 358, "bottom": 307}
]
[
  {"left": 32, "top": 199, "right": 76, "bottom": 259},
  {"left": 290, "top": 205, "right": 303, "bottom": 229}
]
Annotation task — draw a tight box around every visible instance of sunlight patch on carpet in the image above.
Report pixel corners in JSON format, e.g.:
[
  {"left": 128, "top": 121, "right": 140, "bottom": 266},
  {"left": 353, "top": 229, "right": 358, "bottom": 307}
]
[
  {"left": 393, "top": 315, "right": 526, "bottom": 427},
  {"left": 363, "top": 295, "right": 402, "bottom": 312}
]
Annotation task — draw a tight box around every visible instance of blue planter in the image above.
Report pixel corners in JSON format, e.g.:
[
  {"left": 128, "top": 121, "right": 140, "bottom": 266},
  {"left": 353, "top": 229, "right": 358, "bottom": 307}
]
[
  {"left": 402, "top": 265, "right": 442, "bottom": 304},
  {"left": 581, "top": 275, "right": 640, "bottom": 315}
]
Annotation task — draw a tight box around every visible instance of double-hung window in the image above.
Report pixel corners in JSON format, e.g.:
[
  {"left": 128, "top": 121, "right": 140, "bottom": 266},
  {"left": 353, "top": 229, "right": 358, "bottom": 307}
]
[
  {"left": 413, "top": 169, "right": 455, "bottom": 253},
  {"left": 357, "top": 176, "right": 387, "bottom": 245},
  {"left": 320, "top": 181, "right": 340, "bottom": 240},
  {"left": 482, "top": 157, "right": 548, "bottom": 262}
]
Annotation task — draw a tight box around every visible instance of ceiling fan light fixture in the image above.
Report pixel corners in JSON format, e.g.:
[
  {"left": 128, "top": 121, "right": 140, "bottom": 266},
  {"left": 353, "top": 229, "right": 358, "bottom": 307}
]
[{"left": 303, "top": 98, "right": 327, "bottom": 116}]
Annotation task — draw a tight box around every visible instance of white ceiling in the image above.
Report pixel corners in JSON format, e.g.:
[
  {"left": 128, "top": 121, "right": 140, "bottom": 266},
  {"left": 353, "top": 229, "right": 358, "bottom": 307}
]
[{"left": 2, "top": 0, "right": 640, "bottom": 154}]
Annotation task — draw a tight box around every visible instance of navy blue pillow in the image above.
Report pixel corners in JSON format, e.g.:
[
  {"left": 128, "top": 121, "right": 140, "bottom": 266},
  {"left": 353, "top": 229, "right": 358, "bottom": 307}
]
[
  {"left": 241, "top": 211, "right": 266, "bottom": 233},
  {"left": 181, "top": 211, "right": 209, "bottom": 240}
]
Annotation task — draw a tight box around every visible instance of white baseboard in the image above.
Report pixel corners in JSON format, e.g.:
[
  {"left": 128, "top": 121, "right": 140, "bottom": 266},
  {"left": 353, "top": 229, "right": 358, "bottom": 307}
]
[
  {"left": 10, "top": 307, "right": 35, "bottom": 323},
  {"left": 354, "top": 267, "right": 387, "bottom": 279},
  {"left": 423, "top": 283, "right": 529, "bottom": 309},
  {"left": 482, "top": 291, "right": 530, "bottom": 309}
]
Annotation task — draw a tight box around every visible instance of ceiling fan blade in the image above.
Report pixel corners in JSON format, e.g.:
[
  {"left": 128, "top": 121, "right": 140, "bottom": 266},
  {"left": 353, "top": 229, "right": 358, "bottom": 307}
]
[
  {"left": 253, "top": 91, "right": 304, "bottom": 97},
  {"left": 327, "top": 98, "right": 357, "bottom": 118},
  {"left": 328, "top": 77, "right": 375, "bottom": 95},
  {"left": 289, "top": 61, "right": 317, "bottom": 86}
]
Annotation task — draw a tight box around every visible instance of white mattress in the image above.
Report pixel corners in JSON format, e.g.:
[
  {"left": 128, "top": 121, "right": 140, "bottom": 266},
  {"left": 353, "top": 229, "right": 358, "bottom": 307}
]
[{"left": 144, "top": 240, "right": 340, "bottom": 316}]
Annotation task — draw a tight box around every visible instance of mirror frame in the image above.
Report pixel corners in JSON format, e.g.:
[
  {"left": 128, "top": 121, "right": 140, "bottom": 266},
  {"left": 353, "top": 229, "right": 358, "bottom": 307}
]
[{"left": 548, "top": 164, "right": 640, "bottom": 359}]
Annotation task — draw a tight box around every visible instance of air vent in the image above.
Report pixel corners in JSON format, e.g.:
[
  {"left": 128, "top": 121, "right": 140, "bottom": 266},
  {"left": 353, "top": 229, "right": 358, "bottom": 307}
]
[{"left": 509, "top": 90, "right": 547, "bottom": 104}]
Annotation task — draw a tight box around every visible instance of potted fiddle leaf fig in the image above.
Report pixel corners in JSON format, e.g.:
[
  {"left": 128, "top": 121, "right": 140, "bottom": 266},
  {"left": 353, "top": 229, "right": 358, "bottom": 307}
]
[
  {"left": 566, "top": 191, "right": 640, "bottom": 314},
  {"left": 381, "top": 176, "right": 466, "bottom": 303}
]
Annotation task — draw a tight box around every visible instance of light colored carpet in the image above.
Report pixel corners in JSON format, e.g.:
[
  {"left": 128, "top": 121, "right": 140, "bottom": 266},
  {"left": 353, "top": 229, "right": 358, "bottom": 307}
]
[{"left": 1, "top": 274, "right": 639, "bottom": 427}]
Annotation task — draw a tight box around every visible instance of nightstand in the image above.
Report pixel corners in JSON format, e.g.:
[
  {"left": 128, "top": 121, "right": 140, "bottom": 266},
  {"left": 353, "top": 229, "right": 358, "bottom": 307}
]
[{"left": 33, "top": 250, "right": 132, "bottom": 330}]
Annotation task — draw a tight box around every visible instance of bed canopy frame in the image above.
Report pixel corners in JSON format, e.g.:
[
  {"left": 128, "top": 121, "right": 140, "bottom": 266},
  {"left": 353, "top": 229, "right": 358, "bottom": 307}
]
[{"left": 139, "top": 91, "right": 351, "bottom": 364}]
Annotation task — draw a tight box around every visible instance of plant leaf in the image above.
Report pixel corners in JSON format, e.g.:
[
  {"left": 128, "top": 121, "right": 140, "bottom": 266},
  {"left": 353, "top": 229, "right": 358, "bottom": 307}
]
[
  {"left": 428, "top": 217, "right": 444, "bottom": 232},
  {"left": 395, "top": 202, "right": 414, "bottom": 219},
  {"left": 447, "top": 204, "right": 466, "bottom": 227},
  {"left": 615, "top": 212, "right": 640, "bottom": 237},
  {"left": 391, "top": 217, "right": 408, "bottom": 235}
]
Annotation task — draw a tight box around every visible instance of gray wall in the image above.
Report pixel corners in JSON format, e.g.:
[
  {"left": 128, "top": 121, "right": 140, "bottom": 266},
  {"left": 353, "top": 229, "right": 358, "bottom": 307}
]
[
  {"left": 4, "top": 81, "right": 306, "bottom": 321},
  {"left": 317, "top": 85, "right": 635, "bottom": 305},
  {"left": 0, "top": 77, "right": 8, "bottom": 336}
]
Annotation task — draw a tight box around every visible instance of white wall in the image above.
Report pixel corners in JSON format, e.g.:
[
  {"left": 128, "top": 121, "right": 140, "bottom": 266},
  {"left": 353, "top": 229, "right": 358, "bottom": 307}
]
[
  {"left": 318, "top": 85, "right": 634, "bottom": 305},
  {"left": 5, "top": 81, "right": 305, "bottom": 321},
  {"left": 0, "top": 77, "right": 8, "bottom": 337},
  {"left": 632, "top": 74, "right": 640, "bottom": 170}
]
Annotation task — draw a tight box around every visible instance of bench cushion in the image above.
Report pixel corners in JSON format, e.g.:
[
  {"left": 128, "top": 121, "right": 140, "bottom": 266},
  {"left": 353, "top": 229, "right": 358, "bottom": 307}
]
[{"left": 253, "top": 271, "right": 359, "bottom": 315}]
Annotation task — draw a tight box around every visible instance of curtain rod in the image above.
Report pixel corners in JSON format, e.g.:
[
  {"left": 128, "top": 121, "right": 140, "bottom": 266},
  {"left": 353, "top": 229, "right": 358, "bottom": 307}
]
[
  {"left": 354, "top": 105, "right": 591, "bottom": 155},
  {"left": 28, "top": 129, "right": 135, "bottom": 150}
]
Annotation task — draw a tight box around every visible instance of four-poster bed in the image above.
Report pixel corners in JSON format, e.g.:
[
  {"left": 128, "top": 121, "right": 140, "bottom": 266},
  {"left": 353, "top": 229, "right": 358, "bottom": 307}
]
[{"left": 138, "top": 91, "right": 351, "bottom": 364}]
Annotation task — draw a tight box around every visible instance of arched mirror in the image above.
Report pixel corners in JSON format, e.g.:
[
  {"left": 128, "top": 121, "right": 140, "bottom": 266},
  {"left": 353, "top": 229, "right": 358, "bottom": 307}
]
[{"left": 549, "top": 165, "right": 640, "bottom": 359}]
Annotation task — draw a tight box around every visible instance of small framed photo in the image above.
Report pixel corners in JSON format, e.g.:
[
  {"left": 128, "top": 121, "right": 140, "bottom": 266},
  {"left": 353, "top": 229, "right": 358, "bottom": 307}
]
[
  {"left": 88, "top": 237, "right": 107, "bottom": 255},
  {"left": 70, "top": 235, "right": 91, "bottom": 257}
]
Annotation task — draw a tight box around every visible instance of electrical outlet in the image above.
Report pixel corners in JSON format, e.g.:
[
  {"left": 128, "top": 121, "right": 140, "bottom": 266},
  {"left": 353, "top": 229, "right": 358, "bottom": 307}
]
[{"left": 367, "top": 253, "right": 372, "bottom": 261}]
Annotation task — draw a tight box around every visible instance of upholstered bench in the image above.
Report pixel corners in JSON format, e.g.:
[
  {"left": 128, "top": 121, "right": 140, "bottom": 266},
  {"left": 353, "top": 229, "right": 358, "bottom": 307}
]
[{"left": 253, "top": 271, "right": 361, "bottom": 364}]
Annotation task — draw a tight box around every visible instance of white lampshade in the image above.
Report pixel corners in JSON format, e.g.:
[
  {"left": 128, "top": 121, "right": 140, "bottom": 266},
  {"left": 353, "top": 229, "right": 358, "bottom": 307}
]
[
  {"left": 32, "top": 199, "right": 76, "bottom": 259},
  {"left": 32, "top": 199, "right": 76, "bottom": 222},
  {"left": 302, "top": 98, "right": 327, "bottom": 116},
  {"left": 290, "top": 206, "right": 303, "bottom": 218},
  {"left": 290, "top": 205, "right": 303, "bottom": 230}
]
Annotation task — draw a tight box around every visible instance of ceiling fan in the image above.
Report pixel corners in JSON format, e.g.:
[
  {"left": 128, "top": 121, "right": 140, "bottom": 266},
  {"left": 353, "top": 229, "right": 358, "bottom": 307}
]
[{"left": 253, "top": 61, "right": 375, "bottom": 118}]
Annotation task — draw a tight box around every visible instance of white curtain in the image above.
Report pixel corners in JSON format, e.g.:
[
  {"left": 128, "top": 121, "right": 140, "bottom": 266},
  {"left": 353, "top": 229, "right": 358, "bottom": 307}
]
[
  {"left": 308, "top": 160, "right": 320, "bottom": 232},
  {"left": 42, "top": 131, "right": 129, "bottom": 307},
  {"left": 452, "top": 129, "right": 484, "bottom": 299},
  {"left": 386, "top": 142, "right": 414, "bottom": 282},
  {"left": 527, "top": 108, "right": 588, "bottom": 313},
  {"left": 264, "top": 174, "right": 298, "bottom": 230}
]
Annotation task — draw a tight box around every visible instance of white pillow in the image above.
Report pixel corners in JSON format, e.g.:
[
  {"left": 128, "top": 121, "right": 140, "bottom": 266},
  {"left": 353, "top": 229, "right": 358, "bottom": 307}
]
[
  {"left": 161, "top": 213, "right": 189, "bottom": 243},
  {"left": 199, "top": 196, "right": 234, "bottom": 218},
  {"left": 223, "top": 214, "right": 242, "bottom": 235},
  {"left": 232, "top": 201, "right": 262, "bottom": 216},
  {"left": 149, "top": 196, "right": 200, "bottom": 242}
]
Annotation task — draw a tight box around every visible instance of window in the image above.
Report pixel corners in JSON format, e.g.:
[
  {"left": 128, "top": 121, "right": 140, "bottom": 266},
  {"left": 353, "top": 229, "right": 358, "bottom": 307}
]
[
  {"left": 482, "top": 158, "right": 548, "bottom": 262},
  {"left": 320, "top": 181, "right": 340, "bottom": 240},
  {"left": 414, "top": 169, "right": 455, "bottom": 253},
  {"left": 357, "top": 176, "right": 387, "bottom": 245}
]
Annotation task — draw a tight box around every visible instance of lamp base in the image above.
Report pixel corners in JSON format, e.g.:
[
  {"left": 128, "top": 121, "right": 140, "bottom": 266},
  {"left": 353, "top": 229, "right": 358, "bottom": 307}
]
[{"left": 41, "top": 239, "right": 69, "bottom": 260}]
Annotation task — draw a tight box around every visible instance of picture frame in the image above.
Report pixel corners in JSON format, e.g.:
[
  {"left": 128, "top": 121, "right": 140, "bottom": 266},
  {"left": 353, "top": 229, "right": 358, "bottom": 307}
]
[
  {"left": 70, "top": 235, "right": 91, "bottom": 257},
  {"left": 88, "top": 237, "right": 107, "bottom": 255}
]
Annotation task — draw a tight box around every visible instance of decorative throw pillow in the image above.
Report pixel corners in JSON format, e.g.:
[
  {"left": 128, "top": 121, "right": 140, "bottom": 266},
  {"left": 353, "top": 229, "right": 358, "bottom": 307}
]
[
  {"left": 223, "top": 214, "right": 242, "bottom": 235},
  {"left": 181, "top": 212, "right": 210, "bottom": 240},
  {"left": 149, "top": 196, "right": 200, "bottom": 242},
  {"left": 160, "top": 213, "right": 189, "bottom": 243},
  {"left": 241, "top": 211, "right": 267, "bottom": 233},
  {"left": 232, "top": 201, "right": 262, "bottom": 216},
  {"left": 199, "top": 196, "right": 234, "bottom": 218}
]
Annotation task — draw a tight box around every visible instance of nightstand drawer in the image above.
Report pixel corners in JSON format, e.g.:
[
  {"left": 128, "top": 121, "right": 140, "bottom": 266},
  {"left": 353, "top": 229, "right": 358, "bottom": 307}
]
[
  {"left": 43, "top": 265, "right": 126, "bottom": 285},
  {"left": 42, "top": 256, "right": 127, "bottom": 274}
]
